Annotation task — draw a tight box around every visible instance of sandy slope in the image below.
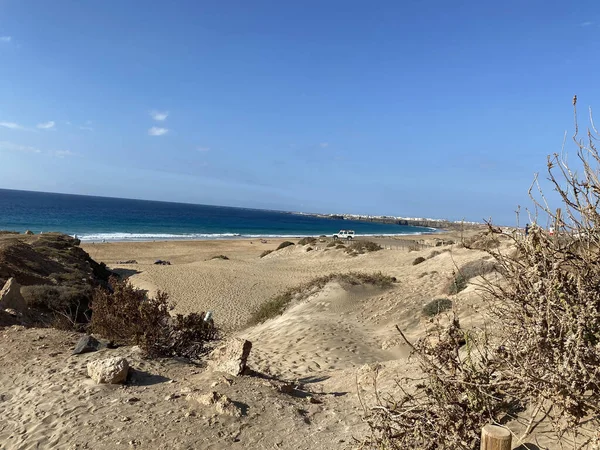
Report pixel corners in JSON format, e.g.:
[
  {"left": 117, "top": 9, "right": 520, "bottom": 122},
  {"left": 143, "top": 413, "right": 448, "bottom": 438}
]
[{"left": 1, "top": 232, "right": 506, "bottom": 450}]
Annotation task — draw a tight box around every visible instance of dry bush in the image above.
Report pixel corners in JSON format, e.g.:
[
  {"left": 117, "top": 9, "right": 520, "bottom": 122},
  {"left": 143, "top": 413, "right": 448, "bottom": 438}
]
[
  {"left": 362, "top": 100, "right": 600, "bottom": 448},
  {"left": 298, "top": 237, "right": 317, "bottom": 245},
  {"left": 22, "top": 284, "right": 92, "bottom": 328},
  {"left": 412, "top": 256, "right": 426, "bottom": 265},
  {"left": 336, "top": 244, "right": 346, "bottom": 249},
  {"left": 259, "top": 250, "right": 273, "bottom": 258},
  {"left": 276, "top": 241, "right": 295, "bottom": 250},
  {"left": 428, "top": 248, "right": 450, "bottom": 259},
  {"left": 326, "top": 241, "right": 336, "bottom": 247},
  {"left": 248, "top": 272, "right": 395, "bottom": 325},
  {"left": 445, "top": 259, "right": 497, "bottom": 295},
  {"left": 90, "top": 277, "right": 217, "bottom": 358},
  {"left": 346, "top": 240, "right": 383, "bottom": 255},
  {"left": 363, "top": 321, "right": 516, "bottom": 450},
  {"left": 422, "top": 298, "right": 452, "bottom": 317}
]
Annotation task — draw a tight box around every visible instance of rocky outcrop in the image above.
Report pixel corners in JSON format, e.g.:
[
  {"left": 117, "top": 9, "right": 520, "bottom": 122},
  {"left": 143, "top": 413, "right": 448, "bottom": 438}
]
[
  {"left": 87, "top": 357, "right": 129, "bottom": 384},
  {"left": 0, "top": 278, "right": 26, "bottom": 313},
  {"left": 210, "top": 338, "right": 252, "bottom": 376}
]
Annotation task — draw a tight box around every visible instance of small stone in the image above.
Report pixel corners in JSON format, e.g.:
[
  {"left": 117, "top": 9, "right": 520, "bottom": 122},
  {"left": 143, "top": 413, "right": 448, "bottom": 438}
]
[
  {"left": 194, "top": 391, "right": 220, "bottom": 406},
  {"left": 215, "top": 395, "right": 242, "bottom": 417}
]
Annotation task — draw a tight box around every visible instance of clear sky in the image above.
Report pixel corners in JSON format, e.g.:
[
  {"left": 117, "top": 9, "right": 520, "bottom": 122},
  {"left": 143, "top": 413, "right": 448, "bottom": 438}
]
[{"left": 0, "top": 0, "right": 598, "bottom": 224}]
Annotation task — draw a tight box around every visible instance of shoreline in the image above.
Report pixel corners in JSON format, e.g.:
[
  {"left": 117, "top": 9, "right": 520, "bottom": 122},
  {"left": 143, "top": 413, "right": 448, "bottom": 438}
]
[{"left": 76, "top": 230, "right": 443, "bottom": 244}]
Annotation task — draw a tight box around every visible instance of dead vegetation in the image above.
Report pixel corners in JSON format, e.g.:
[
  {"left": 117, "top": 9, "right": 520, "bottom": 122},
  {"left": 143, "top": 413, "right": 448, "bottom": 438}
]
[
  {"left": 297, "top": 237, "right": 317, "bottom": 245},
  {"left": 345, "top": 240, "right": 383, "bottom": 255},
  {"left": 90, "top": 277, "right": 217, "bottom": 359},
  {"left": 248, "top": 272, "right": 395, "bottom": 325},
  {"left": 362, "top": 100, "right": 600, "bottom": 448}
]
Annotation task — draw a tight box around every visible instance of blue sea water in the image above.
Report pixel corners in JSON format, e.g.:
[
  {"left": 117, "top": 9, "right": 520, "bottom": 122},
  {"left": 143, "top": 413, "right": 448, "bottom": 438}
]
[{"left": 0, "top": 189, "right": 436, "bottom": 242}]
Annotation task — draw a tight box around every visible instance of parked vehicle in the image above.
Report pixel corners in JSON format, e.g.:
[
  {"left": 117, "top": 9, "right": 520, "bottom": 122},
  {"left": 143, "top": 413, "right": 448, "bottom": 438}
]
[{"left": 333, "top": 230, "right": 355, "bottom": 240}]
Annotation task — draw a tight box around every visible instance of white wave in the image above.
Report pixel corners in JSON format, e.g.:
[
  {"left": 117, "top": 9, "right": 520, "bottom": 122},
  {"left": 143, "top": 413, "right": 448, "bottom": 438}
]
[{"left": 75, "top": 229, "right": 439, "bottom": 242}]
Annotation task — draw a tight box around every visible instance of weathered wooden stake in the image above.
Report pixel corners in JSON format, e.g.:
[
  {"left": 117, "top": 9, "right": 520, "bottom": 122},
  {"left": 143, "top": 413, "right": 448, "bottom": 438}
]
[{"left": 480, "top": 424, "right": 512, "bottom": 450}]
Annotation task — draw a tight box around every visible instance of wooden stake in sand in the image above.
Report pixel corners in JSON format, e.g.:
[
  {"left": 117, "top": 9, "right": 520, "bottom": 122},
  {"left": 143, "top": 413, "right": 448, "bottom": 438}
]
[{"left": 480, "top": 424, "right": 512, "bottom": 450}]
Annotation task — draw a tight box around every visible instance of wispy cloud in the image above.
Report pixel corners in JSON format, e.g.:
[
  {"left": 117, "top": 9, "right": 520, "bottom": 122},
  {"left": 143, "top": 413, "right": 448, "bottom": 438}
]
[
  {"left": 54, "top": 150, "right": 75, "bottom": 158},
  {"left": 0, "top": 141, "right": 41, "bottom": 153},
  {"left": 320, "top": 142, "right": 329, "bottom": 148},
  {"left": 0, "top": 122, "right": 25, "bottom": 130},
  {"left": 197, "top": 146, "right": 210, "bottom": 152},
  {"left": 150, "top": 110, "right": 169, "bottom": 121},
  {"left": 37, "top": 121, "right": 55, "bottom": 129},
  {"left": 581, "top": 21, "right": 593, "bottom": 27},
  {"left": 149, "top": 127, "right": 168, "bottom": 136},
  {"left": 79, "top": 126, "right": 93, "bottom": 131},
  {"left": 0, "top": 36, "right": 11, "bottom": 43}
]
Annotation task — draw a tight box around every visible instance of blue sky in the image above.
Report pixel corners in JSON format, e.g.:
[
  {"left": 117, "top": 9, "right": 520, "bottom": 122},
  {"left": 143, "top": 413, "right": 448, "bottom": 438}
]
[{"left": 0, "top": 0, "right": 598, "bottom": 224}]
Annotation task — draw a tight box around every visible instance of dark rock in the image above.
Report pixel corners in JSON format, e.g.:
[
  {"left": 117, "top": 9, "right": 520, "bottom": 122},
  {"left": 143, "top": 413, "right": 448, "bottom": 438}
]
[
  {"left": 154, "top": 260, "right": 171, "bottom": 265},
  {"left": 72, "top": 335, "right": 112, "bottom": 355}
]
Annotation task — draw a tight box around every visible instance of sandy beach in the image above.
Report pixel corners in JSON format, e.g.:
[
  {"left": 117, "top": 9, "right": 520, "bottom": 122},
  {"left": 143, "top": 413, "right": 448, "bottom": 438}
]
[{"left": 2, "top": 230, "right": 504, "bottom": 450}]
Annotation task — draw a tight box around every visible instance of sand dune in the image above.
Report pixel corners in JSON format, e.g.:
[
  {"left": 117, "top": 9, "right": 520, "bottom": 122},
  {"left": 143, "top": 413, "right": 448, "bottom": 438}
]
[{"left": 0, "top": 232, "right": 497, "bottom": 449}]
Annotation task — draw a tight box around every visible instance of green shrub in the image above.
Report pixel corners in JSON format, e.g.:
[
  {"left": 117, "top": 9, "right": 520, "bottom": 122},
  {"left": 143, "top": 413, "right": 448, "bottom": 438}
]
[
  {"left": 298, "top": 237, "right": 317, "bottom": 245},
  {"left": 412, "top": 256, "right": 426, "bottom": 265},
  {"left": 276, "top": 241, "right": 295, "bottom": 250},
  {"left": 90, "top": 277, "right": 217, "bottom": 358},
  {"left": 422, "top": 298, "right": 453, "bottom": 317},
  {"left": 260, "top": 250, "right": 273, "bottom": 258}
]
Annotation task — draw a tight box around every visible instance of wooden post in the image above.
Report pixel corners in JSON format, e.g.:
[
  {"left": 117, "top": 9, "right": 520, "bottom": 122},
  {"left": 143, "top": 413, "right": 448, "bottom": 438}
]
[{"left": 480, "top": 424, "right": 511, "bottom": 450}]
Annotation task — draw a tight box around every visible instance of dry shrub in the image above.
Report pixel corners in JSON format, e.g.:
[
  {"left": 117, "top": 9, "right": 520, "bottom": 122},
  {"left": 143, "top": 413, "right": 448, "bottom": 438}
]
[
  {"left": 22, "top": 284, "right": 92, "bottom": 328},
  {"left": 90, "top": 277, "right": 217, "bottom": 358},
  {"left": 346, "top": 240, "right": 382, "bottom": 255},
  {"left": 260, "top": 250, "right": 273, "bottom": 258},
  {"left": 363, "top": 100, "right": 600, "bottom": 448},
  {"left": 462, "top": 231, "right": 501, "bottom": 250},
  {"left": 422, "top": 298, "right": 452, "bottom": 317},
  {"left": 326, "top": 241, "right": 336, "bottom": 247},
  {"left": 335, "top": 244, "right": 346, "bottom": 249},
  {"left": 445, "top": 259, "right": 497, "bottom": 295},
  {"left": 298, "top": 237, "right": 317, "bottom": 245},
  {"left": 364, "top": 320, "right": 516, "bottom": 450},
  {"left": 276, "top": 241, "right": 295, "bottom": 250},
  {"left": 248, "top": 271, "right": 394, "bottom": 325},
  {"left": 428, "top": 248, "right": 450, "bottom": 259},
  {"left": 412, "top": 256, "right": 426, "bottom": 265}
]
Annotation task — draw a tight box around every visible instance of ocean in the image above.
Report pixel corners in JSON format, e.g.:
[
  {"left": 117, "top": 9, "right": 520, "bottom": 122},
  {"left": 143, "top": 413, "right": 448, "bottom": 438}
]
[{"left": 0, "top": 189, "right": 436, "bottom": 242}]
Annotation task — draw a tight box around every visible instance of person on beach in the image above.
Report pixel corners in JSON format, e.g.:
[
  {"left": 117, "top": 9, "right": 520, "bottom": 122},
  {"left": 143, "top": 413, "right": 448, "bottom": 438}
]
[{"left": 525, "top": 223, "right": 529, "bottom": 237}]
